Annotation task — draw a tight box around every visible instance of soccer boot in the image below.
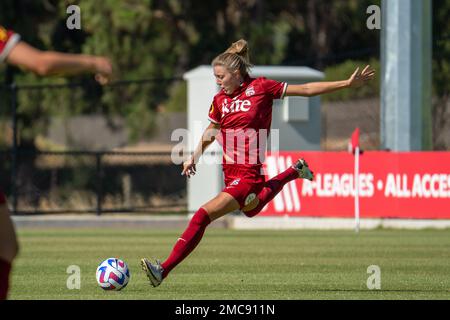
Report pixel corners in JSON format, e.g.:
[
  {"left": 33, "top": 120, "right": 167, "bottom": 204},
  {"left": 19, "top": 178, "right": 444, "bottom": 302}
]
[
  {"left": 140, "top": 258, "right": 163, "bottom": 287},
  {"left": 292, "top": 158, "right": 314, "bottom": 181}
]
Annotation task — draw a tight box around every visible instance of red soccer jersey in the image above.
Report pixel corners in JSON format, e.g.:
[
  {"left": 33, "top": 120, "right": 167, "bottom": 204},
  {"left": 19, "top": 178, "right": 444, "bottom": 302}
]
[
  {"left": 208, "top": 76, "right": 287, "bottom": 169},
  {"left": 0, "top": 26, "right": 20, "bottom": 63}
]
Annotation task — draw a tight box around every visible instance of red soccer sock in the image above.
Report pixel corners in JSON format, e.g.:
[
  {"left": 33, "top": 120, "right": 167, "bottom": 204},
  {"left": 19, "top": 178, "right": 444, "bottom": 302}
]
[
  {"left": 0, "top": 191, "right": 6, "bottom": 204},
  {"left": 0, "top": 258, "right": 12, "bottom": 300},
  {"left": 161, "top": 208, "right": 211, "bottom": 279},
  {"left": 243, "top": 167, "right": 298, "bottom": 217}
]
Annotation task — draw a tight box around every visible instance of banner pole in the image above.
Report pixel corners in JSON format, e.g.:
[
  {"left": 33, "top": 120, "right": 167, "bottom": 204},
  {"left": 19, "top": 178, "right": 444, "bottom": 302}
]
[{"left": 354, "top": 147, "right": 360, "bottom": 233}]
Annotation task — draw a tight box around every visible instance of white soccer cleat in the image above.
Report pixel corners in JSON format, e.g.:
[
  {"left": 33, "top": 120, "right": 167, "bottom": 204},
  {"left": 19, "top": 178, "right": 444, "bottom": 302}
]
[
  {"left": 140, "top": 258, "right": 163, "bottom": 287},
  {"left": 292, "top": 158, "right": 314, "bottom": 181}
]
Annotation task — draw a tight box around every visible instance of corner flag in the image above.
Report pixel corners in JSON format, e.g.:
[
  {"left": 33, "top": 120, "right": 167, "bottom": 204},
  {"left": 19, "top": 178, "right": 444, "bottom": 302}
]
[
  {"left": 348, "top": 127, "right": 360, "bottom": 154},
  {"left": 349, "top": 128, "right": 361, "bottom": 233}
]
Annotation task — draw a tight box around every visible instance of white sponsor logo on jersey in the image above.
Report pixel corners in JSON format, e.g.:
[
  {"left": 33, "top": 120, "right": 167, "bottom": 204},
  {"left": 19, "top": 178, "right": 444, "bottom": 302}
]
[{"left": 221, "top": 98, "right": 252, "bottom": 116}]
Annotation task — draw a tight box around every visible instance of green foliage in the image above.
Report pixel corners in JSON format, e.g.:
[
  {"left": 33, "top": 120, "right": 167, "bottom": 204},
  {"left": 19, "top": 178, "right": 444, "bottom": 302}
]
[
  {"left": 322, "top": 59, "right": 380, "bottom": 102},
  {"left": 0, "top": 0, "right": 447, "bottom": 149},
  {"left": 432, "top": 0, "right": 450, "bottom": 97},
  {"left": 164, "top": 81, "right": 187, "bottom": 113},
  {"left": 431, "top": 0, "right": 450, "bottom": 149}
]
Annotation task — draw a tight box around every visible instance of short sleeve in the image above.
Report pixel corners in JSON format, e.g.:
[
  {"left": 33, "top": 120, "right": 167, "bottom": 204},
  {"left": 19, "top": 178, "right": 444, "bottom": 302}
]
[
  {"left": 207, "top": 99, "right": 221, "bottom": 124},
  {"left": 0, "top": 26, "right": 20, "bottom": 63},
  {"left": 260, "top": 77, "right": 288, "bottom": 100}
]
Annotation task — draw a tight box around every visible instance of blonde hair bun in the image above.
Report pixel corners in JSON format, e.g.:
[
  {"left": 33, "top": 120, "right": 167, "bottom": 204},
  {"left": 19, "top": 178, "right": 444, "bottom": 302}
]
[
  {"left": 212, "top": 39, "right": 252, "bottom": 76},
  {"left": 225, "top": 39, "right": 249, "bottom": 60}
]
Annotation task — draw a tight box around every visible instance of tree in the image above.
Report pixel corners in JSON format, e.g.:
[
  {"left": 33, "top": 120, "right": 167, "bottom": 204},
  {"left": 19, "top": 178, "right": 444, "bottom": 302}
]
[
  {"left": 432, "top": 0, "right": 450, "bottom": 150},
  {"left": 3, "top": 0, "right": 446, "bottom": 151}
]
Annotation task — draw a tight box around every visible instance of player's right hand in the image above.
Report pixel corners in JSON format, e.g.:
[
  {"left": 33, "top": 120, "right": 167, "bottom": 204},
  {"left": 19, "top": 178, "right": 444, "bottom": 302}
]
[{"left": 182, "top": 157, "right": 197, "bottom": 178}]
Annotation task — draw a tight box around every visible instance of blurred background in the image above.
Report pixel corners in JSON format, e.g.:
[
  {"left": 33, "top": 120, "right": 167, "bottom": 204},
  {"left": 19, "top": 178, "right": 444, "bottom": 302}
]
[{"left": 0, "top": 0, "right": 448, "bottom": 215}]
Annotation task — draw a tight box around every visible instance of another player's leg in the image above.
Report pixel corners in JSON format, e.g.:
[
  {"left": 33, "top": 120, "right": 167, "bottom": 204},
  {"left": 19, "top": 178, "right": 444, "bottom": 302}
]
[
  {"left": 242, "top": 158, "right": 314, "bottom": 217},
  {"left": 0, "top": 194, "right": 19, "bottom": 300},
  {"left": 141, "top": 192, "right": 239, "bottom": 287}
]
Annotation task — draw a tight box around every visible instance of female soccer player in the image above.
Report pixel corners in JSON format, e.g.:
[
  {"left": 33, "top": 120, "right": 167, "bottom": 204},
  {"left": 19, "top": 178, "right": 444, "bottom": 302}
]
[
  {"left": 0, "top": 25, "right": 113, "bottom": 300},
  {"left": 141, "top": 39, "right": 375, "bottom": 287}
]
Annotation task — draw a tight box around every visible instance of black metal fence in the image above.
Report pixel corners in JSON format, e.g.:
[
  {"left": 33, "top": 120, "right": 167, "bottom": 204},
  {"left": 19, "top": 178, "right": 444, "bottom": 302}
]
[
  {"left": 0, "top": 78, "right": 187, "bottom": 215},
  {"left": 0, "top": 150, "right": 186, "bottom": 215}
]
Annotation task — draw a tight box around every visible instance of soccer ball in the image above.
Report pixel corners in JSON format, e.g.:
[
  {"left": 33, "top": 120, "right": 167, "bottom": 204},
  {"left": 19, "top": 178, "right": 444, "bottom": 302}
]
[{"left": 96, "top": 258, "right": 130, "bottom": 290}]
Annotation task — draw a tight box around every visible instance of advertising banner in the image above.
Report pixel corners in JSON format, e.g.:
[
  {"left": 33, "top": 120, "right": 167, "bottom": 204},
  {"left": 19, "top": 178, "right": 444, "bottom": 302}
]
[{"left": 260, "top": 152, "right": 450, "bottom": 219}]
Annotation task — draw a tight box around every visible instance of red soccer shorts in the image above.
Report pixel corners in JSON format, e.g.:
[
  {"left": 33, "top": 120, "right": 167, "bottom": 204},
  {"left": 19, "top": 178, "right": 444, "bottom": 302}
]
[{"left": 222, "top": 165, "right": 265, "bottom": 209}]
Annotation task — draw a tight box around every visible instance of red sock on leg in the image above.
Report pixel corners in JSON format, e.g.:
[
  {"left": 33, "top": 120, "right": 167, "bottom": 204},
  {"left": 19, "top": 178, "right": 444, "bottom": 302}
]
[
  {"left": 161, "top": 208, "right": 211, "bottom": 278},
  {"left": 0, "top": 258, "right": 12, "bottom": 300},
  {"left": 244, "top": 167, "right": 298, "bottom": 217},
  {"left": 0, "top": 191, "right": 6, "bottom": 204}
]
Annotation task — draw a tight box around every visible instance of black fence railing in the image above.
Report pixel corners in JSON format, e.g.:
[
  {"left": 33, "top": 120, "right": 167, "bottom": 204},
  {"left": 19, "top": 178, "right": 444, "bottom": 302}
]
[
  {"left": 0, "top": 78, "right": 186, "bottom": 215},
  {"left": 0, "top": 150, "right": 186, "bottom": 215}
]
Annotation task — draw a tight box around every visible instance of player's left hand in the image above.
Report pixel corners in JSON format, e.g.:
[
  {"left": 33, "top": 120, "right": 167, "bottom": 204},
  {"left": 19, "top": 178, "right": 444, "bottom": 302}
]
[
  {"left": 347, "top": 65, "right": 375, "bottom": 88},
  {"left": 93, "top": 57, "right": 113, "bottom": 85}
]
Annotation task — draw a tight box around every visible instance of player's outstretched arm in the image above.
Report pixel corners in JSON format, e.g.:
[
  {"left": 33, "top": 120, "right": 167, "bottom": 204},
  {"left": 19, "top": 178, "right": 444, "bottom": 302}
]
[
  {"left": 182, "top": 122, "right": 220, "bottom": 178},
  {"left": 6, "top": 41, "right": 113, "bottom": 84},
  {"left": 285, "top": 65, "right": 375, "bottom": 97}
]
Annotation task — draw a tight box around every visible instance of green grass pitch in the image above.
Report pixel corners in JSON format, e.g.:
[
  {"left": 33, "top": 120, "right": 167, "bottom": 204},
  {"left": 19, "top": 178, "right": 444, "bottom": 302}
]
[{"left": 9, "top": 227, "right": 450, "bottom": 299}]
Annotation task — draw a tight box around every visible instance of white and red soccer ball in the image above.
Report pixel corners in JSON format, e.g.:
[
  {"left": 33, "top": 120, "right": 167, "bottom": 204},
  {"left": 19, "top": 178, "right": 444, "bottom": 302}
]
[{"left": 96, "top": 258, "right": 130, "bottom": 290}]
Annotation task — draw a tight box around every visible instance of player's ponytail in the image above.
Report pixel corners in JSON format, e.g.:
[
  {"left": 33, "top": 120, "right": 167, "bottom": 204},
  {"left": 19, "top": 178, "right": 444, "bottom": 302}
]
[
  {"left": 212, "top": 39, "right": 252, "bottom": 77},
  {"left": 225, "top": 39, "right": 250, "bottom": 62}
]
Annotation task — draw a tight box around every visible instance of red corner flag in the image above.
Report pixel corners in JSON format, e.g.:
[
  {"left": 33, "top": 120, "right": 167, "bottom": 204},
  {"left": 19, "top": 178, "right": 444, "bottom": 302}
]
[{"left": 348, "top": 127, "right": 360, "bottom": 154}]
